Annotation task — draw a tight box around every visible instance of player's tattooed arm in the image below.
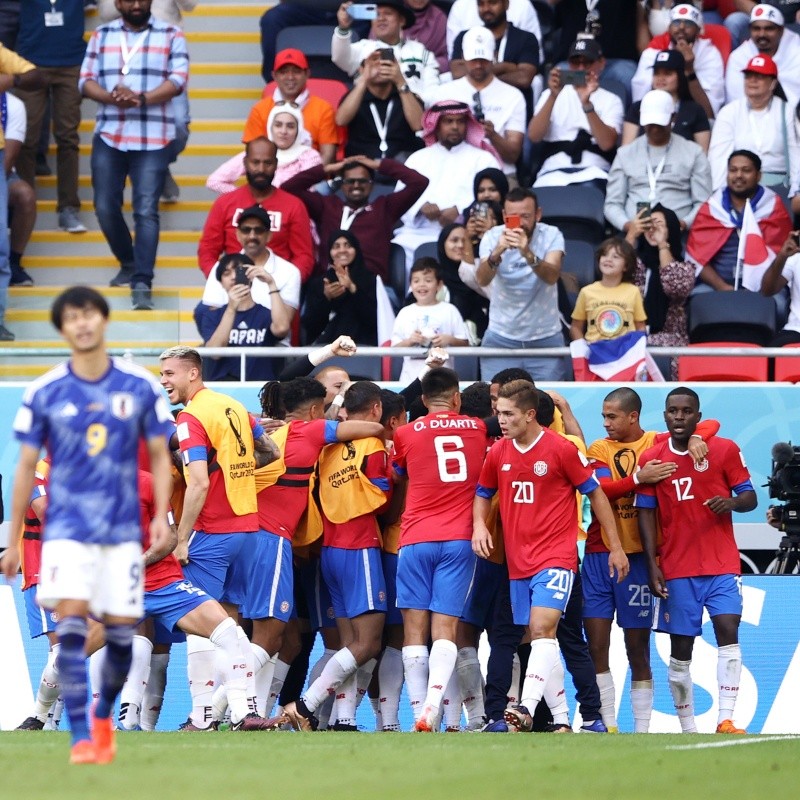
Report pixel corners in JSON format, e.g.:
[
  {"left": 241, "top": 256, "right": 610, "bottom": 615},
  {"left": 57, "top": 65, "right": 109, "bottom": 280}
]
[
  {"left": 144, "top": 523, "right": 179, "bottom": 566},
  {"left": 254, "top": 431, "right": 280, "bottom": 467}
]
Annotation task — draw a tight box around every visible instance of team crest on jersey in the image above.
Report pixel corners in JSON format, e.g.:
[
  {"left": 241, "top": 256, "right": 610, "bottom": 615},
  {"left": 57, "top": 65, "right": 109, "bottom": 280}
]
[
  {"left": 280, "top": 600, "right": 290, "bottom": 613},
  {"left": 533, "top": 461, "right": 548, "bottom": 476},
  {"left": 326, "top": 606, "right": 335, "bottom": 619},
  {"left": 110, "top": 393, "right": 135, "bottom": 419},
  {"left": 694, "top": 458, "right": 709, "bottom": 472},
  {"left": 664, "top": 612, "right": 670, "bottom": 623},
  {"left": 378, "top": 590, "right": 386, "bottom": 602}
]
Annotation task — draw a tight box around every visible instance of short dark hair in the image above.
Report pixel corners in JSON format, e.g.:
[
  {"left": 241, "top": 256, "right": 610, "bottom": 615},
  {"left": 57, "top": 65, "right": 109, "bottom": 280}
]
[
  {"left": 51, "top": 286, "right": 110, "bottom": 330},
  {"left": 604, "top": 387, "right": 642, "bottom": 414},
  {"left": 498, "top": 379, "right": 539, "bottom": 413},
  {"left": 460, "top": 381, "right": 492, "bottom": 419},
  {"left": 728, "top": 149, "right": 761, "bottom": 172},
  {"left": 421, "top": 367, "right": 460, "bottom": 400},
  {"left": 342, "top": 160, "right": 375, "bottom": 182},
  {"left": 666, "top": 386, "right": 700, "bottom": 409},
  {"left": 343, "top": 380, "right": 382, "bottom": 415},
  {"left": 410, "top": 256, "right": 442, "bottom": 282},
  {"left": 536, "top": 391, "right": 556, "bottom": 427},
  {"left": 596, "top": 237, "right": 637, "bottom": 283},
  {"left": 380, "top": 389, "right": 406, "bottom": 426},
  {"left": 216, "top": 252, "right": 254, "bottom": 281},
  {"left": 261, "top": 377, "right": 326, "bottom": 418},
  {"left": 491, "top": 367, "right": 534, "bottom": 387},
  {"left": 505, "top": 187, "right": 537, "bottom": 207}
]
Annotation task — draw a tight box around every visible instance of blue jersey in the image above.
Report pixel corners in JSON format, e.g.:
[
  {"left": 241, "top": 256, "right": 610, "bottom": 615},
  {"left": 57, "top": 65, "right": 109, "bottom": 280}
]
[{"left": 13, "top": 357, "right": 174, "bottom": 546}]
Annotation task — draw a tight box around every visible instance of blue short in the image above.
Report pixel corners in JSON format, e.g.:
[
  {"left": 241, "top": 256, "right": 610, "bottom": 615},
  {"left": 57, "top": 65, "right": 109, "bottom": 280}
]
[
  {"left": 296, "top": 558, "right": 336, "bottom": 630},
  {"left": 24, "top": 586, "right": 58, "bottom": 639},
  {"left": 652, "top": 574, "right": 743, "bottom": 637},
  {"left": 510, "top": 568, "right": 575, "bottom": 626},
  {"left": 396, "top": 540, "right": 476, "bottom": 618},
  {"left": 381, "top": 552, "right": 403, "bottom": 626},
  {"left": 322, "top": 546, "right": 387, "bottom": 619},
  {"left": 145, "top": 579, "right": 210, "bottom": 634},
  {"left": 582, "top": 551, "right": 652, "bottom": 628},
  {"left": 242, "top": 530, "right": 294, "bottom": 622},
  {"left": 461, "top": 558, "right": 504, "bottom": 629},
  {"left": 182, "top": 530, "right": 252, "bottom": 605}
]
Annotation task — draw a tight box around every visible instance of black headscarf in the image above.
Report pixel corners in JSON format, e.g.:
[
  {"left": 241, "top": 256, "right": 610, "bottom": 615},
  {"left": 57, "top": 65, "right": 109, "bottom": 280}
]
[
  {"left": 436, "top": 223, "right": 487, "bottom": 333},
  {"left": 636, "top": 203, "right": 683, "bottom": 335},
  {"left": 327, "top": 228, "right": 367, "bottom": 273},
  {"left": 472, "top": 168, "right": 509, "bottom": 205}
]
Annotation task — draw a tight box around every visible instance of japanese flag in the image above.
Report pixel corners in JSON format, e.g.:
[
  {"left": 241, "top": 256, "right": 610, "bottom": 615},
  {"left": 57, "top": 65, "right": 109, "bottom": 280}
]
[{"left": 737, "top": 199, "right": 775, "bottom": 291}]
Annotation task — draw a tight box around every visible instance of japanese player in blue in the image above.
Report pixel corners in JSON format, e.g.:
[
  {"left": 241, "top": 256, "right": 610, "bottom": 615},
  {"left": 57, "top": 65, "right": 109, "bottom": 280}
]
[{"left": 3, "top": 286, "right": 174, "bottom": 765}]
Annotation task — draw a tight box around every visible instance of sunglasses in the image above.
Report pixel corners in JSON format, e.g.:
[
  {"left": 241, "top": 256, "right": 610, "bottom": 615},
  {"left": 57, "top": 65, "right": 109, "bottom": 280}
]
[
  {"left": 342, "top": 178, "right": 372, "bottom": 186},
  {"left": 238, "top": 225, "right": 267, "bottom": 235}
]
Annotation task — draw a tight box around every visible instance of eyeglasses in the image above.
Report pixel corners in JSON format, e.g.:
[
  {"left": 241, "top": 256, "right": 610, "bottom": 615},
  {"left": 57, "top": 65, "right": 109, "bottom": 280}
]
[
  {"left": 238, "top": 225, "right": 267, "bottom": 235},
  {"left": 342, "top": 178, "right": 371, "bottom": 186},
  {"left": 274, "top": 100, "right": 299, "bottom": 109}
]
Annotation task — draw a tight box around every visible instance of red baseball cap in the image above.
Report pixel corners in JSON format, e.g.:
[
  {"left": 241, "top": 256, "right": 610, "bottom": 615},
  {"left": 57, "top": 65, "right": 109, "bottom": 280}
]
[
  {"left": 273, "top": 48, "right": 309, "bottom": 71},
  {"left": 742, "top": 54, "right": 778, "bottom": 76}
]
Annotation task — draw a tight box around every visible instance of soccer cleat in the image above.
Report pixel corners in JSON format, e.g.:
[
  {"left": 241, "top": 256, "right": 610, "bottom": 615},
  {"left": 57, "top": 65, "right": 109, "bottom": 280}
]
[
  {"left": 481, "top": 718, "right": 510, "bottom": 733},
  {"left": 381, "top": 723, "right": 401, "bottom": 732},
  {"left": 414, "top": 704, "right": 440, "bottom": 733},
  {"left": 230, "top": 713, "right": 273, "bottom": 731},
  {"left": 444, "top": 725, "right": 461, "bottom": 733},
  {"left": 716, "top": 719, "right": 746, "bottom": 734},
  {"left": 503, "top": 704, "right": 533, "bottom": 733},
  {"left": 16, "top": 716, "right": 45, "bottom": 731},
  {"left": 331, "top": 721, "right": 359, "bottom": 732},
  {"left": 281, "top": 700, "right": 318, "bottom": 732},
  {"left": 579, "top": 719, "right": 608, "bottom": 733},
  {"left": 91, "top": 712, "right": 117, "bottom": 764},
  {"left": 178, "top": 717, "right": 219, "bottom": 732},
  {"left": 544, "top": 723, "right": 573, "bottom": 733},
  {"left": 69, "top": 740, "right": 97, "bottom": 765}
]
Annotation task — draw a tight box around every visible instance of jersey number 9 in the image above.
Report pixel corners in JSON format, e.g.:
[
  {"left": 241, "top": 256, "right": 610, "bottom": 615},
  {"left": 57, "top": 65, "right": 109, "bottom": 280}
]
[{"left": 86, "top": 423, "right": 108, "bottom": 457}]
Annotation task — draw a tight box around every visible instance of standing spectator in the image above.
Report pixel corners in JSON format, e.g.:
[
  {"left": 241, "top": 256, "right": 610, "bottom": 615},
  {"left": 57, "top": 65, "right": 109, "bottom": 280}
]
[
  {"left": 446, "top": 0, "right": 541, "bottom": 58},
  {"left": 13, "top": 0, "right": 86, "bottom": 234},
  {"left": 79, "top": 0, "right": 189, "bottom": 309}
]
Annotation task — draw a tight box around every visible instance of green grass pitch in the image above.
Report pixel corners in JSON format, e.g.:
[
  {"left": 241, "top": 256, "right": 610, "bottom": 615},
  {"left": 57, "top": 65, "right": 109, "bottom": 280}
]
[{"left": 2, "top": 731, "right": 799, "bottom": 800}]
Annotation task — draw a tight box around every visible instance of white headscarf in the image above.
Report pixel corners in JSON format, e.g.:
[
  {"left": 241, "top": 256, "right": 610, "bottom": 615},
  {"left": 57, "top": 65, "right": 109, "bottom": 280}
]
[{"left": 266, "top": 103, "right": 313, "bottom": 166}]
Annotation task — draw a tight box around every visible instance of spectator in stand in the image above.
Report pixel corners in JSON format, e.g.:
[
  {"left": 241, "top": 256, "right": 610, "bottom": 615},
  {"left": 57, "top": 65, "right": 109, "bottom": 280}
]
[
  {"left": 13, "top": 1, "right": 87, "bottom": 234},
  {"left": 458, "top": 199, "right": 503, "bottom": 303},
  {"left": 726, "top": 5, "right": 800, "bottom": 102},
  {"left": 282, "top": 154, "right": 428, "bottom": 281},
  {"left": 632, "top": 4, "right": 724, "bottom": 116},
  {"left": 0, "top": 1, "right": 19, "bottom": 49},
  {"left": 468, "top": 166, "right": 508, "bottom": 212},
  {"left": 623, "top": 49, "right": 711, "bottom": 152},
  {"left": 405, "top": 0, "right": 448, "bottom": 74},
  {"left": 198, "top": 137, "right": 315, "bottom": 281},
  {"left": 724, "top": 0, "right": 800, "bottom": 50},
  {"left": 243, "top": 48, "right": 339, "bottom": 165},
  {"left": 335, "top": 45, "right": 424, "bottom": 161},
  {"left": 446, "top": 0, "right": 541, "bottom": 58},
  {"left": 528, "top": 38, "right": 623, "bottom": 190},
  {"left": 709, "top": 55, "right": 796, "bottom": 189},
  {"left": 605, "top": 90, "right": 712, "bottom": 233},
  {"left": 207, "top": 104, "right": 322, "bottom": 193},
  {"left": 761, "top": 229, "right": 800, "bottom": 346},
  {"left": 687, "top": 149, "right": 791, "bottom": 291},
  {"left": 333, "top": 1, "right": 440, "bottom": 105}
]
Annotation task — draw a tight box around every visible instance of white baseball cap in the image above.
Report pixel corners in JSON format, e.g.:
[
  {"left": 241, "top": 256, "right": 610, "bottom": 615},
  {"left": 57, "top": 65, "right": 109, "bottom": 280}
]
[
  {"left": 462, "top": 27, "right": 495, "bottom": 62},
  {"left": 750, "top": 4, "right": 784, "bottom": 25},
  {"left": 640, "top": 89, "right": 674, "bottom": 127},
  {"left": 670, "top": 4, "right": 702, "bottom": 27}
]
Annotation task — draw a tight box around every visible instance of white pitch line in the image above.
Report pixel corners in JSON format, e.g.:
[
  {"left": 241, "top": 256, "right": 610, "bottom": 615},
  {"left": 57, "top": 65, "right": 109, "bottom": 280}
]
[{"left": 667, "top": 735, "right": 800, "bottom": 751}]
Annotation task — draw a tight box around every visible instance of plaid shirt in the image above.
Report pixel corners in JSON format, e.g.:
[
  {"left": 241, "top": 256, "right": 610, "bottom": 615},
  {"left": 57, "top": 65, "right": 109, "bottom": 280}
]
[{"left": 79, "top": 15, "right": 189, "bottom": 151}]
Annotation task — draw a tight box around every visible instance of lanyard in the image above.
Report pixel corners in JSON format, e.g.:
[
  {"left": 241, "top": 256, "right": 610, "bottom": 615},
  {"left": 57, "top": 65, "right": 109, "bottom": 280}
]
[
  {"left": 120, "top": 28, "right": 150, "bottom": 76},
  {"left": 340, "top": 205, "right": 365, "bottom": 231},
  {"left": 646, "top": 142, "right": 669, "bottom": 203},
  {"left": 369, "top": 100, "right": 394, "bottom": 154}
]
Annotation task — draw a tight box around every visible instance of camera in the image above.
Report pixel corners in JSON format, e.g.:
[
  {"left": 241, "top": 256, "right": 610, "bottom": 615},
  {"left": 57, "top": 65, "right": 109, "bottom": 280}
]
[{"left": 767, "top": 442, "right": 800, "bottom": 573}]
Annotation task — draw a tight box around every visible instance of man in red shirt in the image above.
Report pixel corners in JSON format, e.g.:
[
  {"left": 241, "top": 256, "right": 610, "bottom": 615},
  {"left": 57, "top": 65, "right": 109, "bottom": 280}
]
[{"left": 636, "top": 386, "right": 756, "bottom": 735}]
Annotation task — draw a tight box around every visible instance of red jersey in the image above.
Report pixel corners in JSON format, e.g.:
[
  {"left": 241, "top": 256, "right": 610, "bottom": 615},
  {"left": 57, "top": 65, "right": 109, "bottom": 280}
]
[
  {"left": 477, "top": 429, "right": 599, "bottom": 580},
  {"left": 392, "top": 411, "right": 489, "bottom": 546},
  {"left": 635, "top": 436, "right": 753, "bottom": 580},
  {"left": 20, "top": 460, "right": 49, "bottom": 591},
  {"left": 139, "top": 470, "right": 183, "bottom": 592},
  {"left": 258, "top": 418, "right": 339, "bottom": 540}
]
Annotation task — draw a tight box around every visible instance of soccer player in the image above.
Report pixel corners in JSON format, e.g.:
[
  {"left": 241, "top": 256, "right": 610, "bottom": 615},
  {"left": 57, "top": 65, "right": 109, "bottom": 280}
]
[
  {"left": 473, "top": 380, "right": 628, "bottom": 733},
  {"left": 636, "top": 387, "right": 756, "bottom": 735},
  {"left": 392, "top": 367, "right": 488, "bottom": 732},
  {"left": 3, "top": 286, "right": 174, "bottom": 764}
]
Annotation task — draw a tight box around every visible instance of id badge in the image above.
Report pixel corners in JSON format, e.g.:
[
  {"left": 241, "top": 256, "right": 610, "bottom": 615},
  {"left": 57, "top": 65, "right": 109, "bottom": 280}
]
[{"left": 44, "top": 12, "right": 64, "bottom": 27}]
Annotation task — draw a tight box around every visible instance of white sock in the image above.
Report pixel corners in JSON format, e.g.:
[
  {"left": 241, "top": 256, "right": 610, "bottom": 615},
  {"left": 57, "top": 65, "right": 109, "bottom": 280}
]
[
  {"left": 425, "top": 639, "right": 458, "bottom": 711},
  {"left": 334, "top": 672, "right": 359, "bottom": 726},
  {"left": 303, "top": 647, "right": 358, "bottom": 713},
  {"left": 237, "top": 627, "right": 257, "bottom": 714},
  {"left": 596, "top": 670, "right": 617, "bottom": 730},
  {"left": 520, "top": 639, "right": 559, "bottom": 711},
  {"left": 89, "top": 648, "right": 105, "bottom": 703},
  {"left": 456, "top": 646, "right": 485, "bottom": 729},
  {"left": 544, "top": 650, "right": 569, "bottom": 726},
  {"left": 209, "top": 618, "right": 249, "bottom": 725},
  {"left": 33, "top": 644, "right": 61, "bottom": 722},
  {"left": 187, "top": 635, "right": 217, "bottom": 728},
  {"left": 402, "top": 645, "right": 429, "bottom": 722},
  {"left": 267, "top": 659, "right": 291, "bottom": 717},
  {"left": 379, "top": 646, "right": 404, "bottom": 730},
  {"left": 46, "top": 696, "right": 64, "bottom": 730},
  {"left": 119, "top": 635, "right": 153, "bottom": 730},
  {"left": 355, "top": 658, "right": 376, "bottom": 711},
  {"left": 442, "top": 669, "right": 462, "bottom": 729},
  {"left": 253, "top": 646, "right": 277, "bottom": 718},
  {"left": 668, "top": 657, "right": 697, "bottom": 732},
  {"left": 141, "top": 653, "right": 169, "bottom": 731},
  {"left": 717, "top": 644, "right": 742, "bottom": 724},
  {"left": 369, "top": 696, "right": 382, "bottom": 731},
  {"left": 508, "top": 651, "right": 521, "bottom": 705},
  {"left": 631, "top": 679, "right": 653, "bottom": 733},
  {"left": 317, "top": 693, "right": 335, "bottom": 729}
]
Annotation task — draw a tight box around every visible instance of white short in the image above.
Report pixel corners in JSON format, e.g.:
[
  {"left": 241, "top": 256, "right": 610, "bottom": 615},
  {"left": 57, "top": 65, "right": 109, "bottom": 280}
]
[{"left": 37, "top": 539, "right": 144, "bottom": 619}]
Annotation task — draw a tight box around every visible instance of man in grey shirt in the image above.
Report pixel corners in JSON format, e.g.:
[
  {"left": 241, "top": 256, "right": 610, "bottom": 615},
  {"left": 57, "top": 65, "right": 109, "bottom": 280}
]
[
  {"left": 604, "top": 89, "right": 712, "bottom": 233},
  {"left": 477, "top": 186, "right": 567, "bottom": 381}
]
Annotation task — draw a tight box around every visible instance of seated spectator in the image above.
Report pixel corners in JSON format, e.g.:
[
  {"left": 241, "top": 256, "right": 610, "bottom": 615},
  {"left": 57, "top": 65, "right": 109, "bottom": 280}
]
[
  {"left": 281, "top": 154, "right": 429, "bottom": 280},
  {"left": 468, "top": 166, "right": 508, "bottom": 211},
  {"left": 446, "top": 0, "right": 541, "bottom": 58},
  {"left": 604, "top": 89, "right": 712, "bottom": 233},
  {"left": 761, "top": 229, "right": 800, "bottom": 346},
  {"left": 198, "top": 137, "right": 315, "bottom": 281},
  {"left": 242, "top": 48, "right": 339, "bottom": 164},
  {"left": 391, "top": 256, "right": 469, "bottom": 381},
  {"left": 405, "top": 0, "right": 449, "bottom": 74},
  {"left": 709, "top": 54, "right": 795, "bottom": 189},
  {"left": 194, "top": 252, "right": 283, "bottom": 382},
  {"left": 528, "top": 38, "right": 623, "bottom": 189},
  {"left": 458, "top": 198, "right": 503, "bottom": 301},
  {"left": 687, "top": 149, "right": 791, "bottom": 290},
  {"left": 332, "top": 1, "right": 440, "bottom": 104},
  {"left": 726, "top": 5, "right": 800, "bottom": 102},
  {"left": 335, "top": 45, "right": 424, "bottom": 161},
  {"left": 391, "top": 100, "right": 501, "bottom": 267},
  {"left": 723, "top": 1, "right": 800, "bottom": 49},
  {"left": 632, "top": 4, "right": 724, "bottom": 116},
  {"left": 207, "top": 104, "right": 323, "bottom": 194},
  {"left": 428, "top": 27, "right": 526, "bottom": 179},
  {"left": 302, "top": 229, "right": 378, "bottom": 345}
]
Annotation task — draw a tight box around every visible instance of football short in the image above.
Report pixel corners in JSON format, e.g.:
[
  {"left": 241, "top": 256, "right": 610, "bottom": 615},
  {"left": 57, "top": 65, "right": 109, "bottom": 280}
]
[
  {"left": 322, "top": 546, "right": 387, "bottom": 619},
  {"left": 582, "top": 551, "right": 652, "bottom": 628},
  {"left": 510, "top": 568, "right": 575, "bottom": 626},
  {"left": 24, "top": 586, "right": 58, "bottom": 639},
  {"left": 381, "top": 552, "right": 403, "bottom": 625},
  {"left": 145, "top": 579, "right": 211, "bottom": 633},
  {"left": 396, "top": 539, "right": 476, "bottom": 618},
  {"left": 242, "top": 529, "right": 294, "bottom": 622},
  {"left": 38, "top": 539, "right": 144, "bottom": 619},
  {"left": 297, "top": 558, "right": 336, "bottom": 630},
  {"left": 652, "top": 574, "right": 743, "bottom": 637},
  {"left": 182, "top": 530, "right": 252, "bottom": 605},
  {"left": 461, "top": 558, "right": 504, "bottom": 629}
]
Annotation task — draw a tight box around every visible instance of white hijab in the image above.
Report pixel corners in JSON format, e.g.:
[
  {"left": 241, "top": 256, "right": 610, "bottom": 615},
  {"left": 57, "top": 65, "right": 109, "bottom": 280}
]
[{"left": 266, "top": 104, "right": 313, "bottom": 166}]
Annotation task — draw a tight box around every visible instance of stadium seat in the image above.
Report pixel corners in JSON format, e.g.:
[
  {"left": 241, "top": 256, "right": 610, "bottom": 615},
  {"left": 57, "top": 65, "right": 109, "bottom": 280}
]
[
  {"left": 599, "top": 78, "right": 627, "bottom": 110},
  {"left": 275, "top": 27, "right": 352, "bottom": 82},
  {"left": 413, "top": 241, "right": 438, "bottom": 263},
  {"left": 563, "top": 238, "right": 597, "bottom": 288},
  {"left": 388, "top": 243, "right": 408, "bottom": 309},
  {"left": 703, "top": 24, "right": 732, "bottom": 66},
  {"left": 770, "top": 181, "right": 793, "bottom": 218},
  {"left": 774, "top": 343, "right": 800, "bottom": 382},
  {"left": 535, "top": 184, "right": 606, "bottom": 244},
  {"left": 688, "top": 291, "right": 777, "bottom": 346},
  {"left": 677, "top": 342, "right": 768, "bottom": 381}
]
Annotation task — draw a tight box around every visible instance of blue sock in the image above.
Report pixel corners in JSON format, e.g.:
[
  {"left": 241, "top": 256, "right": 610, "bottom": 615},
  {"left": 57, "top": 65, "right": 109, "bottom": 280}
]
[
  {"left": 95, "top": 624, "right": 135, "bottom": 720},
  {"left": 56, "top": 616, "right": 91, "bottom": 745}
]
